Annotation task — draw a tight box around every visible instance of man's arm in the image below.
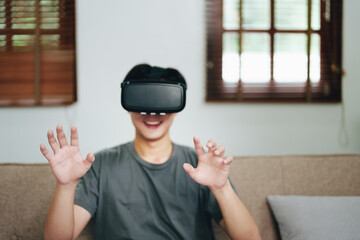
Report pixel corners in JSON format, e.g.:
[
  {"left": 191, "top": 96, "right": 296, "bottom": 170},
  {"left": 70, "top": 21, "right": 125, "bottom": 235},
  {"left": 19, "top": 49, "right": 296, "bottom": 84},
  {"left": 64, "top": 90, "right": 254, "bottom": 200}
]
[
  {"left": 73, "top": 205, "right": 92, "bottom": 239},
  {"left": 213, "top": 181, "right": 261, "bottom": 240},
  {"left": 44, "top": 182, "right": 91, "bottom": 240},
  {"left": 183, "top": 137, "right": 261, "bottom": 240},
  {"left": 40, "top": 125, "right": 95, "bottom": 240}
]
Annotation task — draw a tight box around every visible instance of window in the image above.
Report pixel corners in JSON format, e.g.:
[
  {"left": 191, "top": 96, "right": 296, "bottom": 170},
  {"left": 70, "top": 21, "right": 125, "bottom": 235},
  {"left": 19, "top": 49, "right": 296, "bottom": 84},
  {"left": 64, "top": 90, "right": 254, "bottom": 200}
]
[
  {"left": 0, "top": 0, "right": 76, "bottom": 106},
  {"left": 206, "top": 0, "right": 342, "bottom": 102}
]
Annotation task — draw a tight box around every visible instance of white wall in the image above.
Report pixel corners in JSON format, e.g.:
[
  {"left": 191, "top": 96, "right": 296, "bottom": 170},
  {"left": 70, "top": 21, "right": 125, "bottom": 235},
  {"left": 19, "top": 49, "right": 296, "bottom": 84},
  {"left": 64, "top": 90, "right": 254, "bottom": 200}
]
[{"left": 1, "top": 0, "right": 359, "bottom": 163}]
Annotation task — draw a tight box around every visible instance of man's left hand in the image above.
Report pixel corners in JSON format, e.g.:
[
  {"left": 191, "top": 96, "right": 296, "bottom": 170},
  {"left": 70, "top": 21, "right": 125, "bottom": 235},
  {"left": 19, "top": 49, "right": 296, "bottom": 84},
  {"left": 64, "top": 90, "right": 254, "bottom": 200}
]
[{"left": 183, "top": 136, "right": 233, "bottom": 189}]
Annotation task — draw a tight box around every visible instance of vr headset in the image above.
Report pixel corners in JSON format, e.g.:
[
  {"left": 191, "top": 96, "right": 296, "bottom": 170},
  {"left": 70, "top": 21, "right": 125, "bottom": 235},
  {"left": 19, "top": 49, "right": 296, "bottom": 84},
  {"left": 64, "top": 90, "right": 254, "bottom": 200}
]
[{"left": 121, "top": 80, "right": 187, "bottom": 114}]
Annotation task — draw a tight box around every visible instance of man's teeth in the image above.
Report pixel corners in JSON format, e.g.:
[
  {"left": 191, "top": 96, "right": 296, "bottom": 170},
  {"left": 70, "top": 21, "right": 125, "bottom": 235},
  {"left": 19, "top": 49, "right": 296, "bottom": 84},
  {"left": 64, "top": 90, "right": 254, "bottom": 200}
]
[{"left": 145, "top": 121, "right": 161, "bottom": 125}]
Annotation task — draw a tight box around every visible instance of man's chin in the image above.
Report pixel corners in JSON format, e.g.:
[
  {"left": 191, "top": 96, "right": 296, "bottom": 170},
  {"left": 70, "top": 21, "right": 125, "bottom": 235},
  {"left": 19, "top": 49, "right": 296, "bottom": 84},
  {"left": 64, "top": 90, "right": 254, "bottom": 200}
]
[
  {"left": 138, "top": 131, "right": 169, "bottom": 143},
  {"left": 143, "top": 135, "right": 164, "bottom": 142}
]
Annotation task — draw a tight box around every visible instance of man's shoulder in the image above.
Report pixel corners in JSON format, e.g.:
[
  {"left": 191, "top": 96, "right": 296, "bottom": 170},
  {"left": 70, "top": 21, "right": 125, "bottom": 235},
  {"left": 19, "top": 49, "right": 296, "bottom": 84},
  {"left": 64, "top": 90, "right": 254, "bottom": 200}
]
[
  {"left": 173, "top": 142, "right": 198, "bottom": 164},
  {"left": 173, "top": 143, "right": 195, "bottom": 154},
  {"left": 92, "top": 141, "right": 133, "bottom": 167},
  {"left": 95, "top": 142, "right": 132, "bottom": 156}
]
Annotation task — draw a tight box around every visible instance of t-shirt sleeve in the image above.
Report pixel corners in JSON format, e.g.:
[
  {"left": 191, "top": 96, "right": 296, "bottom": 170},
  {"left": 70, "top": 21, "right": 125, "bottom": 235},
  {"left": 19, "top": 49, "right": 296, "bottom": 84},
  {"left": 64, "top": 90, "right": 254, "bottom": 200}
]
[{"left": 74, "top": 152, "right": 101, "bottom": 217}]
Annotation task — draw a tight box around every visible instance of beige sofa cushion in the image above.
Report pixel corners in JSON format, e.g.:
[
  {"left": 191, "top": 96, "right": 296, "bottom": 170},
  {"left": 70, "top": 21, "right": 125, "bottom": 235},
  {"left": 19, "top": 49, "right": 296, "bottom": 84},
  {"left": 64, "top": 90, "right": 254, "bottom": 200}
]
[{"left": 0, "top": 164, "right": 55, "bottom": 239}]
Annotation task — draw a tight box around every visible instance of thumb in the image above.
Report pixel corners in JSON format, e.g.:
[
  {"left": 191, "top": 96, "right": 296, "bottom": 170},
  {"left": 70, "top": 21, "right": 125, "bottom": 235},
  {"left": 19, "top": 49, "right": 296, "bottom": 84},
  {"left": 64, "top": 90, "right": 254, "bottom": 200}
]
[
  {"left": 86, "top": 152, "right": 95, "bottom": 163},
  {"left": 84, "top": 152, "right": 95, "bottom": 169},
  {"left": 183, "top": 163, "right": 197, "bottom": 179}
]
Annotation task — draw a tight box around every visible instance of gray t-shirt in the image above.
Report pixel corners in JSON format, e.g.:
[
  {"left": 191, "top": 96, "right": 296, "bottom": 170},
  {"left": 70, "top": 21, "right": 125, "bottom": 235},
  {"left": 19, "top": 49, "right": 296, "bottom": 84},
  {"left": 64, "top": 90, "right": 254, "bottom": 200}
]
[{"left": 74, "top": 142, "right": 224, "bottom": 240}]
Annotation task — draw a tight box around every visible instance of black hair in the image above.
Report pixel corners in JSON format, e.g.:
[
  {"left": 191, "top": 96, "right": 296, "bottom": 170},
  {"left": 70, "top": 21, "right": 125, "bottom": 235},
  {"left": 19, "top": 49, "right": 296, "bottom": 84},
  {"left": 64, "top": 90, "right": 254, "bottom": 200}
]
[{"left": 123, "top": 64, "right": 186, "bottom": 85}]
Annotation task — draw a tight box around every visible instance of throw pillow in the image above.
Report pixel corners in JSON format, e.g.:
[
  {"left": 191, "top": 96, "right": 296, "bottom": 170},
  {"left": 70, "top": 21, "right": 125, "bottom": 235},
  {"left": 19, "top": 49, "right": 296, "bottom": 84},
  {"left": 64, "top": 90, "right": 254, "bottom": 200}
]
[{"left": 267, "top": 195, "right": 360, "bottom": 240}]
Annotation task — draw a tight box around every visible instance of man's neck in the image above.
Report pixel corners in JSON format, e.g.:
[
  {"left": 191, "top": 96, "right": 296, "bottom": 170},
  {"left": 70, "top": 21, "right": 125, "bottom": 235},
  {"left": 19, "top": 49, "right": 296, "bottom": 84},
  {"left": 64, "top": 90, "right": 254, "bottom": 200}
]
[{"left": 134, "top": 135, "right": 173, "bottom": 165}]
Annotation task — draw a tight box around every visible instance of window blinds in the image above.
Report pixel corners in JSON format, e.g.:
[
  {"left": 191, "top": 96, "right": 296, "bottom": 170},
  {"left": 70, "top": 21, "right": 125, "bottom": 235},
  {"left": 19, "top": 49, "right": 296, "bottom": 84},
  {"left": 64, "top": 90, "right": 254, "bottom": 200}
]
[{"left": 0, "top": 0, "right": 76, "bottom": 106}]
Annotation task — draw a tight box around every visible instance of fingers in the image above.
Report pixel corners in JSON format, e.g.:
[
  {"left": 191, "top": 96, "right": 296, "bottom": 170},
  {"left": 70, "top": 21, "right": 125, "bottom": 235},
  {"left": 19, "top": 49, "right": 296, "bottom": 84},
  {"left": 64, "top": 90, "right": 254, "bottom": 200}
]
[
  {"left": 46, "top": 125, "right": 77, "bottom": 154},
  {"left": 206, "top": 139, "right": 225, "bottom": 158},
  {"left": 206, "top": 139, "right": 216, "bottom": 151},
  {"left": 56, "top": 124, "right": 69, "bottom": 148},
  {"left": 40, "top": 144, "right": 54, "bottom": 162},
  {"left": 195, "top": 137, "right": 228, "bottom": 160},
  {"left": 70, "top": 126, "right": 79, "bottom": 147},
  {"left": 214, "top": 145, "right": 225, "bottom": 157},
  {"left": 193, "top": 136, "right": 205, "bottom": 156},
  {"left": 47, "top": 129, "right": 60, "bottom": 153},
  {"left": 223, "top": 155, "right": 233, "bottom": 165}
]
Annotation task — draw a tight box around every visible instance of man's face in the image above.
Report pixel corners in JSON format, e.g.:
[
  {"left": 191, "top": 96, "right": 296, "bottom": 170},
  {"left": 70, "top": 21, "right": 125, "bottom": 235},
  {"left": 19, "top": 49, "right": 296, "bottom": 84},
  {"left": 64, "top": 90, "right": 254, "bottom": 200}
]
[{"left": 129, "top": 112, "right": 177, "bottom": 142}]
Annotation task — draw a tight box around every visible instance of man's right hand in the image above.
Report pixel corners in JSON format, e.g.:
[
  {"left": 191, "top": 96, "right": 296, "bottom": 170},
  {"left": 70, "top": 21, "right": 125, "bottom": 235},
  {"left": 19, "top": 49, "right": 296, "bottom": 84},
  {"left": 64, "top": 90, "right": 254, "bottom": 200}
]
[{"left": 40, "top": 124, "right": 95, "bottom": 186}]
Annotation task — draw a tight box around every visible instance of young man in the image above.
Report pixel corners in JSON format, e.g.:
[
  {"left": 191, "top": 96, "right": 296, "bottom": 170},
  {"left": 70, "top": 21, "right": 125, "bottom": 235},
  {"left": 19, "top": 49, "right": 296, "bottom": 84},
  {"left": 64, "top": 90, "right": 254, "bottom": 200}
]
[{"left": 41, "top": 64, "right": 261, "bottom": 240}]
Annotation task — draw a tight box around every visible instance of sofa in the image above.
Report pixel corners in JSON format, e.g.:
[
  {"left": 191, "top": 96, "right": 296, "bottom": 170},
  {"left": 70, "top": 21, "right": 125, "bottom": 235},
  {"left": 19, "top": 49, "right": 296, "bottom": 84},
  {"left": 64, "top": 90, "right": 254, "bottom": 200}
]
[{"left": 1, "top": 154, "right": 359, "bottom": 240}]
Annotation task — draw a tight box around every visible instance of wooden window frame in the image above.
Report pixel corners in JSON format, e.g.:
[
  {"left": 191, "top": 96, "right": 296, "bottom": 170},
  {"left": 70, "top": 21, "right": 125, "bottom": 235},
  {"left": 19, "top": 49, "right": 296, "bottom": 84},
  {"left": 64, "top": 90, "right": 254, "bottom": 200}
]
[
  {"left": 0, "top": 0, "right": 76, "bottom": 106},
  {"left": 206, "top": 0, "right": 343, "bottom": 103}
]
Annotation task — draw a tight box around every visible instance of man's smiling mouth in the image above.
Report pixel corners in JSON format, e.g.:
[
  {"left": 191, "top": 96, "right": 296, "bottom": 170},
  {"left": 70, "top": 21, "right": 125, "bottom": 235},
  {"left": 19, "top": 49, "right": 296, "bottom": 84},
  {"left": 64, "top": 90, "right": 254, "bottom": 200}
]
[{"left": 144, "top": 121, "right": 162, "bottom": 126}]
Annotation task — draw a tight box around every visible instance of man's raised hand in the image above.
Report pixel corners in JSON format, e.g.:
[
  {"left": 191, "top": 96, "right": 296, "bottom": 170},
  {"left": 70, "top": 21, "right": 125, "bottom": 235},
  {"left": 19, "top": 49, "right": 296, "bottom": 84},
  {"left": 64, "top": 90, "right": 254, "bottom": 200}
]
[
  {"left": 40, "top": 125, "right": 94, "bottom": 185},
  {"left": 183, "top": 137, "right": 233, "bottom": 189}
]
